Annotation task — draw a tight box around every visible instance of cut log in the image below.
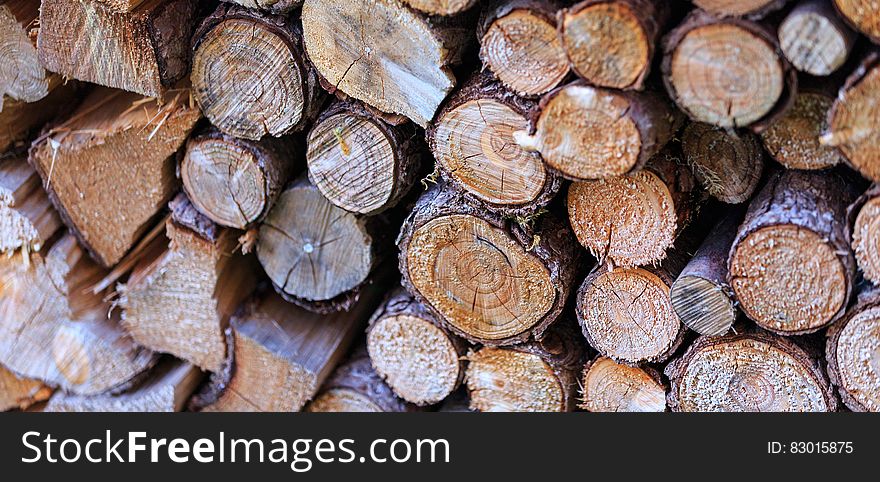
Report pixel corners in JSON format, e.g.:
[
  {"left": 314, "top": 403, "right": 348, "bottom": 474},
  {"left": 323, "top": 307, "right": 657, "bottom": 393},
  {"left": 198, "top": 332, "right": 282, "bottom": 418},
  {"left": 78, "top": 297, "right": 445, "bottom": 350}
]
[
  {"left": 257, "top": 177, "right": 382, "bottom": 312},
  {"left": 307, "top": 101, "right": 422, "bottom": 215},
  {"left": 762, "top": 89, "right": 840, "bottom": 170},
  {"left": 0, "top": 364, "right": 52, "bottom": 411},
  {"left": 559, "top": 0, "right": 669, "bottom": 90},
  {"left": 576, "top": 263, "right": 685, "bottom": 365},
  {"left": 180, "top": 127, "right": 296, "bottom": 230},
  {"left": 301, "top": 0, "right": 470, "bottom": 127},
  {"left": 567, "top": 148, "right": 696, "bottom": 267},
  {"left": 464, "top": 322, "right": 584, "bottom": 412},
  {"left": 729, "top": 169, "right": 859, "bottom": 335},
  {"left": 45, "top": 359, "right": 202, "bottom": 412},
  {"left": 680, "top": 122, "right": 764, "bottom": 204},
  {"left": 366, "top": 288, "right": 467, "bottom": 405},
  {"left": 833, "top": 0, "right": 880, "bottom": 43},
  {"left": 780, "top": 0, "right": 856, "bottom": 76},
  {"left": 515, "top": 81, "right": 681, "bottom": 180},
  {"left": 429, "top": 73, "right": 561, "bottom": 215},
  {"left": 120, "top": 194, "right": 258, "bottom": 372},
  {"left": 306, "top": 350, "right": 413, "bottom": 412},
  {"left": 191, "top": 4, "right": 324, "bottom": 141},
  {"left": 579, "top": 356, "right": 666, "bottom": 412},
  {"left": 0, "top": 75, "right": 79, "bottom": 153},
  {"left": 37, "top": 0, "right": 198, "bottom": 98},
  {"left": 402, "top": 0, "right": 477, "bottom": 15},
  {"left": 0, "top": 233, "right": 156, "bottom": 395},
  {"left": 670, "top": 210, "right": 743, "bottom": 336},
  {"left": 221, "top": 0, "right": 303, "bottom": 15},
  {"left": 665, "top": 330, "right": 837, "bottom": 412},
  {"left": 29, "top": 87, "right": 201, "bottom": 267},
  {"left": 0, "top": 0, "right": 47, "bottom": 105},
  {"left": 822, "top": 52, "right": 880, "bottom": 181},
  {"left": 0, "top": 156, "right": 61, "bottom": 255},
  {"left": 398, "top": 183, "right": 580, "bottom": 346},
  {"left": 478, "top": 0, "right": 569, "bottom": 96},
  {"left": 851, "top": 183, "right": 880, "bottom": 285},
  {"left": 662, "top": 11, "right": 795, "bottom": 130},
  {"left": 691, "top": 0, "right": 787, "bottom": 18},
  {"left": 826, "top": 284, "right": 880, "bottom": 412}
]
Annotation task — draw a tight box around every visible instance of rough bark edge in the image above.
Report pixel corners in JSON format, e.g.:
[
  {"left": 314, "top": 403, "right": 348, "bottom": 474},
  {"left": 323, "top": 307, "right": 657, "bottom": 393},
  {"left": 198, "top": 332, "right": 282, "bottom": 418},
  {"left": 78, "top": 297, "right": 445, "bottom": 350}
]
[
  {"left": 825, "top": 283, "right": 880, "bottom": 412},
  {"left": 314, "top": 348, "right": 419, "bottom": 412},
  {"left": 169, "top": 191, "right": 219, "bottom": 243},
  {"left": 187, "top": 326, "right": 235, "bottom": 411},
  {"left": 147, "top": 0, "right": 200, "bottom": 89},
  {"left": 826, "top": 51, "right": 880, "bottom": 178},
  {"left": 220, "top": 0, "right": 304, "bottom": 15}
]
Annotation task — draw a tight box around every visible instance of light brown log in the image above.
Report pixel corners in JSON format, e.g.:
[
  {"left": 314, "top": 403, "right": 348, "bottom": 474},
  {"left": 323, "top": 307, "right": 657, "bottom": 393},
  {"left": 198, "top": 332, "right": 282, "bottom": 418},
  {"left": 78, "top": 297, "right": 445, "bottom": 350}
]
[
  {"left": 0, "top": 75, "right": 79, "bottom": 153},
  {"left": 780, "top": 0, "right": 856, "bottom": 76},
  {"left": 833, "top": 0, "right": 880, "bottom": 43},
  {"left": 579, "top": 356, "right": 666, "bottom": 412},
  {"left": 692, "top": 0, "right": 787, "bottom": 18},
  {"left": 306, "top": 349, "right": 414, "bottom": 412},
  {"left": 0, "top": 156, "right": 61, "bottom": 255},
  {"left": 826, "top": 284, "right": 880, "bottom": 412},
  {"left": 402, "top": 0, "right": 477, "bottom": 15},
  {"left": 91, "top": 0, "right": 149, "bottom": 13},
  {"left": 681, "top": 122, "right": 763, "bottom": 204},
  {"left": 0, "top": 0, "right": 47, "bottom": 105},
  {"left": 29, "top": 87, "right": 201, "bottom": 267},
  {"left": 666, "top": 330, "right": 837, "bottom": 412},
  {"left": 559, "top": 0, "right": 668, "bottom": 90},
  {"left": 192, "top": 4, "right": 324, "bottom": 141},
  {"left": 0, "top": 364, "right": 52, "bottom": 411},
  {"left": 762, "top": 89, "right": 841, "bottom": 170},
  {"left": 37, "top": 0, "right": 198, "bottom": 98},
  {"left": 851, "top": 184, "right": 880, "bottom": 285},
  {"left": 120, "top": 194, "right": 258, "bottom": 373}
]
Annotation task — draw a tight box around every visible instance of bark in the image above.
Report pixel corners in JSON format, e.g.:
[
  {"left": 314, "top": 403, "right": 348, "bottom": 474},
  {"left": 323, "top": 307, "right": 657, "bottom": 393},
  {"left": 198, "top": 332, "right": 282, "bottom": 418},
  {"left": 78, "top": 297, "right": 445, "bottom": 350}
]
[
  {"left": 825, "top": 283, "right": 880, "bottom": 412},
  {"left": 192, "top": 4, "right": 325, "bottom": 141},
  {"left": 306, "top": 348, "right": 416, "bottom": 412},
  {"left": 0, "top": 156, "right": 62, "bottom": 255},
  {"left": 579, "top": 356, "right": 666, "bottom": 412},
  {"left": 849, "top": 183, "right": 880, "bottom": 285},
  {"left": 220, "top": 0, "right": 303, "bottom": 15},
  {"left": 307, "top": 100, "right": 423, "bottom": 215},
  {"left": 37, "top": 0, "right": 198, "bottom": 98},
  {"left": 833, "top": 0, "right": 880, "bottom": 43},
  {"left": 398, "top": 181, "right": 580, "bottom": 346},
  {"left": 403, "top": 0, "right": 478, "bottom": 16},
  {"left": 0, "top": 75, "right": 80, "bottom": 153},
  {"left": 0, "top": 364, "right": 52, "bottom": 411},
  {"left": 729, "top": 169, "right": 860, "bottom": 335},
  {"left": 762, "top": 87, "right": 841, "bottom": 170},
  {"left": 780, "top": 0, "right": 856, "bottom": 76},
  {"left": 680, "top": 122, "right": 764, "bottom": 204},
  {"left": 428, "top": 72, "right": 562, "bottom": 216}
]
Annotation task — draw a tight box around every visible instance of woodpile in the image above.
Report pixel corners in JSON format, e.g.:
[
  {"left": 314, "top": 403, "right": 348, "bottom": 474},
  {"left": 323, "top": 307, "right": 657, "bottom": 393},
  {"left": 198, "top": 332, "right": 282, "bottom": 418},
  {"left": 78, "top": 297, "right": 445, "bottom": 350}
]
[{"left": 1, "top": 0, "right": 879, "bottom": 413}]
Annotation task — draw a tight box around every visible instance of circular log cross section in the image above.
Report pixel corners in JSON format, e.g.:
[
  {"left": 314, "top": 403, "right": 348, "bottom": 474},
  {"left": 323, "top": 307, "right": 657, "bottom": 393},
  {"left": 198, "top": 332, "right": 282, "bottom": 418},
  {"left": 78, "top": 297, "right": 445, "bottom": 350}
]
[
  {"left": 779, "top": 4, "right": 853, "bottom": 76},
  {"left": 761, "top": 92, "right": 839, "bottom": 170},
  {"left": 433, "top": 99, "right": 547, "bottom": 206},
  {"left": 828, "top": 305, "right": 880, "bottom": 412},
  {"left": 405, "top": 214, "right": 555, "bottom": 342},
  {"left": 853, "top": 196, "right": 880, "bottom": 284},
  {"left": 465, "top": 347, "right": 564, "bottom": 412},
  {"left": 0, "top": 6, "right": 47, "bottom": 103},
  {"left": 306, "top": 389, "right": 384, "bottom": 412},
  {"left": 834, "top": 0, "right": 880, "bottom": 43},
  {"left": 580, "top": 357, "right": 666, "bottom": 412},
  {"left": 825, "top": 60, "right": 880, "bottom": 181},
  {"left": 681, "top": 122, "right": 763, "bottom": 204},
  {"left": 192, "top": 18, "right": 306, "bottom": 140},
  {"left": 670, "top": 275, "right": 737, "bottom": 337},
  {"left": 480, "top": 9, "right": 569, "bottom": 96}
]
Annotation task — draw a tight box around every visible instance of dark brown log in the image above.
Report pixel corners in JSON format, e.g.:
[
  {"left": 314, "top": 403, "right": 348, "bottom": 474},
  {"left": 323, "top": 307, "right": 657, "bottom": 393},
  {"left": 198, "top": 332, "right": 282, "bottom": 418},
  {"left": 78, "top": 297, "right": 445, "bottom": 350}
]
[
  {"left": 0, "top": 156, "right": 61, "bottom": 255},
  {"left": 192, "top": 4, "right": 324, "bottom": 141},
  {"left": 0, "top": 364, "right": 52, "bottom": 411},
  {"left": 37, "top": 0, "right": 198, "bottom": 98},
  {"left": 833, "top": 0, "right": 880, "bottom": 43},
  {"left": 307, "top": 101, "right": 422, "bottom": 215},
  {"left": 579, "top": 356, "right": 666, "bottom": 412},
  {"left": 221, "top": 0, "right": 303, "bottom": 15},
  {"left": 366, "top": 288, "right": 467, "bottom": 406},
  {"left": 762, "top": 88, "right": 841, "bottom": 170},
  {"left": 680, "top": 122, "right": 763, "bottom": 204},
  {"left": 826, "top": 283, "right": 880, "bottom": 412},
  {"left": 403, "top": 0, "right": 478, "bottom": 15},
  {"left": 666, "top": 329, "right": 838, "bottom": 412},
  {"left": 780, "top": 0, "right": 856, "bottom": 76},
  {"left": 428, "top": 73, "right": 561, "bottom": 216},
  {"left": 729, "top": 169, "right": 859, "bottom": 335},
  {"left": 306, "top": 349, "right": 415, "bottom": 412},
  {"left": 662, "top": 10, "right": 796, "bottom": 131},
  {"left": 478, "top": 0, "right": 569, "bottom": 97},
  {"left": 692, "top": 0, "right": 788, "bottom": 19},
  {"left": 180, "top": 127, "right": 297, "bottom": 230},
  {"left": 851, "top": 183, "right": 880, "bottom": 285},
  {"left": 398, "top": 182, "right": 580, "bottom": 346},
  {"left": 559, "top": 0, "right": 669, "bottom": 90}
]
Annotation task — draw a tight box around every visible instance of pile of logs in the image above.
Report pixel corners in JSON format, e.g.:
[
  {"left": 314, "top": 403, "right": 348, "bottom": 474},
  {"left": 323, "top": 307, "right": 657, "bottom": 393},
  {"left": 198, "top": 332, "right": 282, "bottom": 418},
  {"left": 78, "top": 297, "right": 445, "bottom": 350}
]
[{"left": 1, "top": 0, "right": 879, "bottom": 413}]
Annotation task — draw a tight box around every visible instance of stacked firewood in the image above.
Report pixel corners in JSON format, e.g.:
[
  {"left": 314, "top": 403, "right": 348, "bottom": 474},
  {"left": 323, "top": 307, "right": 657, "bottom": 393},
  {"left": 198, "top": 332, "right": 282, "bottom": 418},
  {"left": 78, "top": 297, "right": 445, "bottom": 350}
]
[{"left": 1, "top": 0, "right": 879, "bottom": 413}]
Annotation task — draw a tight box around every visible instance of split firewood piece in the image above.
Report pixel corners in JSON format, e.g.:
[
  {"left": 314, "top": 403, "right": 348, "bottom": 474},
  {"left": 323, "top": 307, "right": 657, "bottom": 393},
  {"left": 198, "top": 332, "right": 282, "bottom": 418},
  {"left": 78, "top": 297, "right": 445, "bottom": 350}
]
[
  {"left": 515, "top": 81, "right": 681, "bottom": 180},
  {"left": 670, "top": 210, "right": 743, "bottom": 337},
  {"left": 567, "top": 148, "right": 696, "bottom": 267},
  {"left": 120, "top": 194, "right": 258, "bottom": 373},
  {"left": 306, "top": 350, "right": 414, "bottom": 412},
  {"left": 181, "top": 128, "right": 296, "bottom": 230},
  {"left": 691, "top": 0, "right": 788, "bottom": 18},
  {"left": 0, "top": 156, "right": 61, "bottom": 255},
  {"left": 680, "top": 122, "right": 764, "bottom": 204},
  {"left": 559, "top": 0, "right": 669, "bottom": 90},
  {"left": 301, "top": 0, "right": 471, "bottom": 127},
  {"left": 429, "top": 73, "right": 561, "bottom": 215},
  {"left": 761, "top": 88, "right": 840, "bottom": 170},
  {"left": 221, "top": 0, "right": 303, "bottom": 15},
  {"left": 665, "top": 330, "right": 837, "bottom": 412},
  {"left": 37, "top": 0, "right": 197, "bottom": 98},
  {"left": 822, "top": 53, "right": 880, "bottom": 181},
  {"left": 29, "top": 87, "right": 201, "bottom": 267},
  {"left": 0, "top": 0, "right": 48, "bottom": 105},
  {"left": 0, "top": 75, "right": 79, "bottom": 153},
  {"left": 0, "top": 365, "right": 52, "bottom": 411},
  {"left": 851, "top": 184, "right": 880, "bottom": 285},
  {"left": 257, "top": 177, "right": 384, "bottom": 313},
  {"left": 0, "top": 233, "right": 156, "bottom": 395},
  {"left": 662, "top": 11, "right": 795, "bottom": 130},
  {"left": 729, "top": 169, "right": 859, "bottom": 335},
  {"left": 478, "top": 0, "right": 569, "bottom": 97},
  {"left": 307, "top": 101, "right": 422, "bottom": 215},
  {"left": 779, "top": 0, "right": 856, "bottom": 76},
  {"left": 45, "top": 359, "right": 202, "bottom": 412},
  {"left": 398, "top": 183, "right": 580, "bottom": 346},
  {"left": 833, "top": 0, "right": 880, "bottom": 43},
  {"left": 576, "top": 263, "right": 685, "bottom": 365},
  {"left": 192, "top": 4, "right": 324, "bottom": 141},
  {"left": 826, "top": 284, "right": 880, "bottom": 412},
  {"left": 366, "top": 288, "right": 467, "bottom": 406},
  {"left": 579, "top": 356, "right": 666, "bottom": 412},
  {"left": 464, "top": 322, "right": 584, "bottom": 412},
  {"left": 402, "top": 0, "right": 477, "bottom": 15}
]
